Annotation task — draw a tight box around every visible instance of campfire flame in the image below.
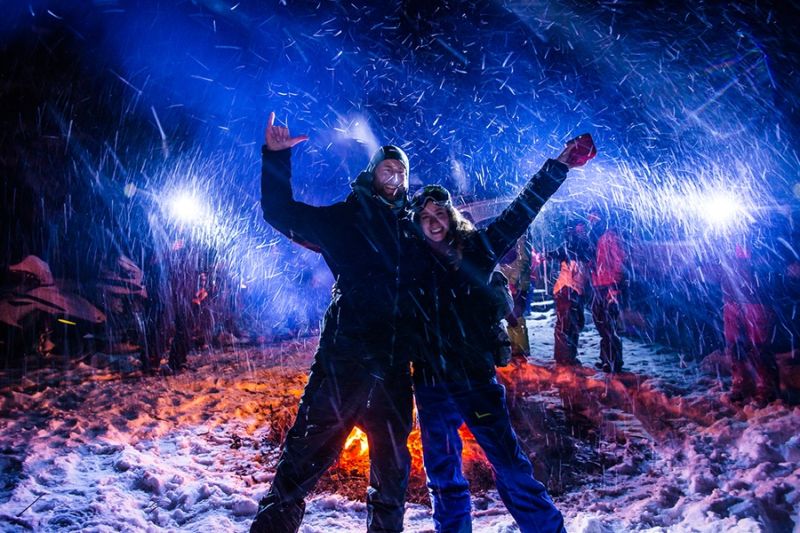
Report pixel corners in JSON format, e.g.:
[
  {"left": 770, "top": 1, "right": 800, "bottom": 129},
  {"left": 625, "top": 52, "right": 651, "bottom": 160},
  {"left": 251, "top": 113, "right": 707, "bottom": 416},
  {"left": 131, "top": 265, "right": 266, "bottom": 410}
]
[
  {"left": 344, "top": 426, "right": 369, "bottom": 456},
  {"left": 330, "top": 415, "right": 494, "bottom": 504},
  {"left": 340, "top": 421, "right": 485, "bottom": 468}
]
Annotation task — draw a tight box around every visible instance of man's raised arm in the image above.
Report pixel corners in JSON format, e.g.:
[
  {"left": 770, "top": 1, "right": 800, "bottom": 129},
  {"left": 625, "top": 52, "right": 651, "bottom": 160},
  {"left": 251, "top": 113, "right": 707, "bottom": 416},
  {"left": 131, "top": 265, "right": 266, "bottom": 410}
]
[{"left": 260, "top": 112, "right": 330, "bottom": 250}]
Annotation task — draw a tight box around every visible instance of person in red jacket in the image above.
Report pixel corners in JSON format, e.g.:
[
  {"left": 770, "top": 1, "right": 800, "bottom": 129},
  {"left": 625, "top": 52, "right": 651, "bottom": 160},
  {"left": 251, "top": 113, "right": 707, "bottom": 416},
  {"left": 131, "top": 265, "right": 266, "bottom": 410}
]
[
  {"left": 720, "top": 213, "right": 793, "bottom": 405},
  {"left": 588, "top": 207, "right": 626, "bottom": 373}
]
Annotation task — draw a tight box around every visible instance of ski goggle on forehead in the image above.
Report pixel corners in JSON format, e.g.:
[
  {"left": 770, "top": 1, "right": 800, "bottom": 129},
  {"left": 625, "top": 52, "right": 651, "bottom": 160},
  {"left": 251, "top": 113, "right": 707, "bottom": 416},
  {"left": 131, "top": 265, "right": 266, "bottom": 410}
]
[{"left": 410, "top": 185, "right": 453, "bottom": 212}]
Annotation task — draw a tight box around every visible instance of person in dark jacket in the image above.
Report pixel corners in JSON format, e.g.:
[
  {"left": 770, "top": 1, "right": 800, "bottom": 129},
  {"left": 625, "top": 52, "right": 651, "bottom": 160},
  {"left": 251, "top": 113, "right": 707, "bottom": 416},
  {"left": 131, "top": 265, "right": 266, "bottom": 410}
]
[
  {"left": 550, "top": 220, "right": 592, "bottom": 366},
  {"left": 251, "top": 112, "right": 429, "bottom": 533},
  {"left": 410, "top": 134, "right": 597, "bottom": 533}
]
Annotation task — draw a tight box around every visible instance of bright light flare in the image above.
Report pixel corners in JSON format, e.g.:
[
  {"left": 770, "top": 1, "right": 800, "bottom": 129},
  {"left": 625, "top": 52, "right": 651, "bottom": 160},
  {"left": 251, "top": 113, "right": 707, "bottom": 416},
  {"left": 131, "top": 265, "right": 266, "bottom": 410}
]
[
  {"left": 335, "top": 113, "right": 379, "bottom": 156},
  {"left": 656, "top": 183, "right": 756, "bottom": 237},
  {"left": 168, "top": 191, "right": 206, "bottom": 224},
  {"left": 698, "top": 191, "right": 744, "bottom": 229}
]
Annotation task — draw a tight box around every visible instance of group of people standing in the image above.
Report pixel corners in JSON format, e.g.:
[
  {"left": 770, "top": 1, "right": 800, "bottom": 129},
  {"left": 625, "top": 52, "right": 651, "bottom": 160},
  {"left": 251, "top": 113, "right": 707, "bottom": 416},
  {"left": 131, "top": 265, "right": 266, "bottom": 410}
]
[
  {"left": 250, "top": 111, "right": 596, "bottom": 533},
  {"left": 546, "top": 200, "right": 798, "bottom": 406},
  {"left": 549, "top": 210, "right": 627, "bottom": 373}
]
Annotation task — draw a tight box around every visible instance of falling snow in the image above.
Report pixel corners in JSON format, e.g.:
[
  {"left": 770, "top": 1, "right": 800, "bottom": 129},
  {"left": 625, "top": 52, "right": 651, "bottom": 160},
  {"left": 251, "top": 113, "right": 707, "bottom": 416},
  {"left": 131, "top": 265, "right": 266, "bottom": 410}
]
[{"left": 1, "top": 1, "right": 799, "bottom": 532}]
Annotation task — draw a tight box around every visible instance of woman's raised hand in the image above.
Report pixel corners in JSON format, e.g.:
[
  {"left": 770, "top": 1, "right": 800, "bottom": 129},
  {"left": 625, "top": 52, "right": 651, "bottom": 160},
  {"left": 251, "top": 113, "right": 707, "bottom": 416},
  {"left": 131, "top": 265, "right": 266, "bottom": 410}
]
[{"left": 556, "top": 133, "right": 597, "bottom": 168}]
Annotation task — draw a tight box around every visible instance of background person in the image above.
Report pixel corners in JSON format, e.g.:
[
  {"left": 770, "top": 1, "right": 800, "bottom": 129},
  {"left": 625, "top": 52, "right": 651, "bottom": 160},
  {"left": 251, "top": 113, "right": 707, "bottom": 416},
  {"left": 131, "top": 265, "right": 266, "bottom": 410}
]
[
  {"left": 587, "top": 207, "right": 627, "bottom": 373},
  {"left": 550, "top": 219, "right": 592, "bottom": 367}
]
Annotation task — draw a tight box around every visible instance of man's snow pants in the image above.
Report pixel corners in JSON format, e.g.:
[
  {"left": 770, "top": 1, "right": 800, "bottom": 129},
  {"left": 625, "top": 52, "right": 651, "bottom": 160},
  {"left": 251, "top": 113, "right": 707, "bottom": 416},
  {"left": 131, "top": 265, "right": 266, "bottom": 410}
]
[
  {"left": 554, "top": 287, "right": 585, "bottom": 365},
  {"left": 251, "top": 336, "right": 413, "bottom": 533}
]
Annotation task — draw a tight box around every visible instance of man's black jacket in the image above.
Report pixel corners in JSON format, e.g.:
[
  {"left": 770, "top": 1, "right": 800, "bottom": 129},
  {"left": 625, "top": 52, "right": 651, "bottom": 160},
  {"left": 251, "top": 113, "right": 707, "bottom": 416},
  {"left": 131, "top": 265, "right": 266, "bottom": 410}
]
[{"left": 261, "top": 147, "right": 429, "bottom": 367}]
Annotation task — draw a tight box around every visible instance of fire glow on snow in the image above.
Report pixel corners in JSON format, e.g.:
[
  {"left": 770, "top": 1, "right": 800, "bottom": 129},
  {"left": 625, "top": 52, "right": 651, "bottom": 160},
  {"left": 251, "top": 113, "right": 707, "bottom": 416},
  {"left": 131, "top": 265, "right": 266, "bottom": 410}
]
[{"left": 1, "top": 327, "right": 799, "bottom": 531}]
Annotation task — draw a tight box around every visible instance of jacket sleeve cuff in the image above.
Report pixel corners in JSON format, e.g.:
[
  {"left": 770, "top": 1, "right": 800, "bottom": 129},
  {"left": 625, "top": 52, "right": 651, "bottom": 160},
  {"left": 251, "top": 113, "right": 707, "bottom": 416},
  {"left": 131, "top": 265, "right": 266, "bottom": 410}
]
[
  {"left": 262, "top": 145, "right": 292, "bottom": 159},
  {"left": 261, "top": 146, "right": 294, "bottom": 204},
  {"left": 543, "top": 158, "right": 569, "bottom": 176}
]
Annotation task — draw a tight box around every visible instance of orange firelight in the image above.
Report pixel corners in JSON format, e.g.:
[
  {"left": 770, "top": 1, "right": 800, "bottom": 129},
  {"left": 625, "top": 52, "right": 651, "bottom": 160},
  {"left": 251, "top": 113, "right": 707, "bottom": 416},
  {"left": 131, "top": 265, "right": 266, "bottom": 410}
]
[
  {"left": 330, "top": 416, "right": 493, "bottom": 504},
  {"left": 339, "top": 419, "right": 487, "bottom": 471},
  {"left": 344, "top": 426, "right": 369, "bottom": 456}
]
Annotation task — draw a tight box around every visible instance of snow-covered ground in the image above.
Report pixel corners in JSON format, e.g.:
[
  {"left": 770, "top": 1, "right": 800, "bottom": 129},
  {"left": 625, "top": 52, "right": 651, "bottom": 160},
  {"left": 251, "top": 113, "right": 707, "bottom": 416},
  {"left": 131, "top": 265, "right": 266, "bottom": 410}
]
[
  {"left": 0, "top": 310, "right": 798, "bottom": 532},
  {"left": 520, "top": 309, "right": 800, "bottom": 532}
]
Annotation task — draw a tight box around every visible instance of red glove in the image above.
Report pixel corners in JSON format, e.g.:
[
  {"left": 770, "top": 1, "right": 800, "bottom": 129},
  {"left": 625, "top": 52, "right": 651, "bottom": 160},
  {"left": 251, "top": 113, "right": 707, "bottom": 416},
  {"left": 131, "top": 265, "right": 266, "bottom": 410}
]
[{"left": 557, "top": 133, "right": 597, "bottom": 168}]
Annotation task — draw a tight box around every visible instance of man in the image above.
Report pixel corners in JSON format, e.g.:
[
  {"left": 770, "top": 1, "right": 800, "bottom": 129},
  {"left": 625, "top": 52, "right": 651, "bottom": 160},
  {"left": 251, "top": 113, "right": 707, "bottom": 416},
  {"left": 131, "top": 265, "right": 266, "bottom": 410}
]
[
  {"left": 551, "top": 219, "right": 592, "bottom": 366},
  {"left": 251, "top": 112, "right": 427, "bottom": 533}
]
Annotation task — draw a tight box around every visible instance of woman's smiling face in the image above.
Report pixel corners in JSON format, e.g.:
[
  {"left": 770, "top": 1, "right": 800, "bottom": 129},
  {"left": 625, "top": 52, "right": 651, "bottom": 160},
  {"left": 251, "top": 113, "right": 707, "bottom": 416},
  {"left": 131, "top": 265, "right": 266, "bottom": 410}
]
[{"left": 419, "top": 201, "right": 451, "bottom": 243}]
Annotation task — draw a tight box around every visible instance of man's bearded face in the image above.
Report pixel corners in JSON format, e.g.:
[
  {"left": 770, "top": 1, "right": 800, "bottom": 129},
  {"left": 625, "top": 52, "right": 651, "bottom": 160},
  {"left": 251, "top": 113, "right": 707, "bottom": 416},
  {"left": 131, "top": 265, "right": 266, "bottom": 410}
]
[{"left": 372, "top": 159, "right": 408, "bottom": 201}]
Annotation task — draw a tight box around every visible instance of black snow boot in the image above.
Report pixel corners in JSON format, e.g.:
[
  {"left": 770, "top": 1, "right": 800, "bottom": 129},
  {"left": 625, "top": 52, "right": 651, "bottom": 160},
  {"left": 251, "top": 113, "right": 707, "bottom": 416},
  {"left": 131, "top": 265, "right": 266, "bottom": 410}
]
[{"left": 250, "top": 498, "right": 305, "bottom": 533}]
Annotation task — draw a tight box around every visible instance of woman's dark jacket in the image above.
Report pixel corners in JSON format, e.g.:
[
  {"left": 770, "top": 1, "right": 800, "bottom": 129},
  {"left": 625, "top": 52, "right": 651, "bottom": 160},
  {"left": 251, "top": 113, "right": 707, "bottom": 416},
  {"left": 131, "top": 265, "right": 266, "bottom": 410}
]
[{"left": 417, "top": 159, "right": 569, "bottom": 384}]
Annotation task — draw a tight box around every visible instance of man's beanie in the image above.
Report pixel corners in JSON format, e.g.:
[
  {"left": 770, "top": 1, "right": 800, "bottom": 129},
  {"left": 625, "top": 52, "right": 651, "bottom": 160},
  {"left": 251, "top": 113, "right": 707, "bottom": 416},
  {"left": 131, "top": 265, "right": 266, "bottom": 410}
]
[{"left": 366, "top": 145, "right": 410, "bottom": 175}]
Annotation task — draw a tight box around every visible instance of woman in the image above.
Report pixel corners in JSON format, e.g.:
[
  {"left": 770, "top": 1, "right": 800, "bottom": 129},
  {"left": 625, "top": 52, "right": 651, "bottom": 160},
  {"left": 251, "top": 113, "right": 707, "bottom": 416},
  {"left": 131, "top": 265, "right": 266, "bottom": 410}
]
[{"left": 410, "top": 134, "right": 596, "bottom": 533}]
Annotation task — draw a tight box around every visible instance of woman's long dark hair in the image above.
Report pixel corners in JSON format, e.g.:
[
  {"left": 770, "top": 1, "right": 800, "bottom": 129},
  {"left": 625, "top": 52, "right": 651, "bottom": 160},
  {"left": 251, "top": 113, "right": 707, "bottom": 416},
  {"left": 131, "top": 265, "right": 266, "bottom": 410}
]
[{"left": 447, "top": 206, "right": 476, "bottom": 251}]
